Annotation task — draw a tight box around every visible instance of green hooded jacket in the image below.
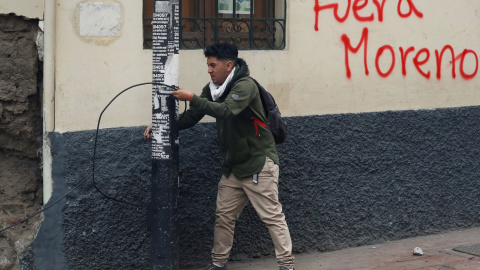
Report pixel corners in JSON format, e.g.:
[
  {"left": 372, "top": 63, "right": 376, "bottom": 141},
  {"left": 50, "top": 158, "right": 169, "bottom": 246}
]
[{"left": 178, "top": 58, "right": 279, "bottom": 179}]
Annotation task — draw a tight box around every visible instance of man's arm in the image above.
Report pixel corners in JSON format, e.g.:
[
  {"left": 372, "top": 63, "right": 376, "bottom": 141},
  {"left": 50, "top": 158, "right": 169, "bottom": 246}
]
[
  {"left": 173, "top": 79, "right": 256, "bottom": 119},
  {"left": 144, "top": 87, "right": 208, "bottom": 140},
  {"left": 173, "top": 87, "right": 208, "bottom": 130}
]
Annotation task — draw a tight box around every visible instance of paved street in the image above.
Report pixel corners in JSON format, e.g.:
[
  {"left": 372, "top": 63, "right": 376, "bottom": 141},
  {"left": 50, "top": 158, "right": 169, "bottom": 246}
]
[{"left": 187, "top": 227, "right": 480, "bottom": 270}]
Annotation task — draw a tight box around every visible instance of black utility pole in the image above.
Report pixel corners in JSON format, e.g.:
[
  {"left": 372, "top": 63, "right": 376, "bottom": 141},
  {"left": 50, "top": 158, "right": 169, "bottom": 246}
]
[{"left": 148, "top": 0, "right": 180, "bottom": 269}]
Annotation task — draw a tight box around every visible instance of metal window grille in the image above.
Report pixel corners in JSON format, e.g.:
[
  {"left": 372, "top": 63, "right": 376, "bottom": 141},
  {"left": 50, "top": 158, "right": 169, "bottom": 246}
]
[{"left": 144, "top": 0, "right": 286, "bottom": 50}]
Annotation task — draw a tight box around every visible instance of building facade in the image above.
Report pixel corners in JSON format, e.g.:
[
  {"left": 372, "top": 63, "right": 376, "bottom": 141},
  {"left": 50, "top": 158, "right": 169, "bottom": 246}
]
[{"left": 1, "top": 0, "right": 480, "bottom": 269}]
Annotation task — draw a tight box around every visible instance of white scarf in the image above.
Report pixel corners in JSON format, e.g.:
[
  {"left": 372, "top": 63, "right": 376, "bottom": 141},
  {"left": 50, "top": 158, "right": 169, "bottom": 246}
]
[{"left": 209, "top": 67, "right": 236, "bottom": 101}]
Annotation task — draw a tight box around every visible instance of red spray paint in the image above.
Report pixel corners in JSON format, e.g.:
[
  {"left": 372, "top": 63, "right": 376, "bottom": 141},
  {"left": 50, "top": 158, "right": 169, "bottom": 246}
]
[{"left": 314, "top": 0, "right": 478, "bottom": 80}]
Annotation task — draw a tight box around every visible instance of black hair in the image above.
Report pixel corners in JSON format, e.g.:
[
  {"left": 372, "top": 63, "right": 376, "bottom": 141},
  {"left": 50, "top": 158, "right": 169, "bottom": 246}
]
[{"left": 204, "top": 42, "right": 238, "bottom": 62}]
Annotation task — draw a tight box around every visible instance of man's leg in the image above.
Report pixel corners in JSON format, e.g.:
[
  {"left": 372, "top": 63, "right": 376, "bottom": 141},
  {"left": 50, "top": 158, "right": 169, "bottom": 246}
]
[
  {"left": 211, "top": 173, "right": 249, "bottom": 266},
  {"left": 243, "top": 157, "right": 294, "bottom": 268}
]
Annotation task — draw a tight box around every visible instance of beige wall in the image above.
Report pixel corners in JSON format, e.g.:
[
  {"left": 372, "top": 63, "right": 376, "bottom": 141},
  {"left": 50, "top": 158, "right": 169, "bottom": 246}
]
[
  {"left": 53, "top": 0, "right": 480, "bottom": 132},
  {"left": 0, "top": 0, "right": 44, "bottom": 19},
  {"left": 286, "top": 0, "right": 480, "bottom": 116}
]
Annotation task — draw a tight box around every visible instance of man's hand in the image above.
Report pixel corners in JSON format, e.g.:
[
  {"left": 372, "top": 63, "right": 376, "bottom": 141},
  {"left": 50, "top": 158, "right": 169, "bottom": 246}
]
[
  {"left": 144, "top": 124, "right": 152, "bottom": 140},
  {"left": 172, "top": 88, "right": 193, "bottom": 101},
  {"left": 146, "top": 88, "right": 191, "bottom": 140}
]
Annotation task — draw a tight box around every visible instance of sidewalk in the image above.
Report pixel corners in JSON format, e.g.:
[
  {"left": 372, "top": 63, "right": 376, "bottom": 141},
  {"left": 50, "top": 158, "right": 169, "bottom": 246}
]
[{"left": 221, "top": 227, "right": 480, "bottom": 270}]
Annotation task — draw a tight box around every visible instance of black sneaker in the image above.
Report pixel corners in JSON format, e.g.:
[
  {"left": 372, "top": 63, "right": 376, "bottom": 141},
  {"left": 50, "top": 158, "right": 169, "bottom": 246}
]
[
  {"left": 279, "top": 266, "right": 294, "bottom": 270},
  {"left": 204, "top": 263, "right": 227, "bottom": 270}
]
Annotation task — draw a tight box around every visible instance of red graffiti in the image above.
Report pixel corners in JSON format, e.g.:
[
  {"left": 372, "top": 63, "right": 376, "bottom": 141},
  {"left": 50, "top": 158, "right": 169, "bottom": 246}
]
[
  {"left": 376, "top": 45, "right": 396, "bottom": 77},
  {"left": 341, "top": 27, "right": 369, "bottom": 78},
  {"left": 413, "top": 48, "right": 430, "bottom": 79},
  {"left": 314, "top": 0, "right": 418, "bottom": 30},
  {"left": 397, "top": 0, "right": 423, "bottom": 18},
  {"left": 399, "top": 46, "right": 415, "bottom": 76},
  {"left": 314, "top": 0, "right": 350, "bottom": 31},
  {"left": 340, "top": 28, "right": 479, "bottom": 79},
  {"left": 435, "top": 45, "right": 456, "bottom": 79},
  {"left": 452, "top": 50, "right": 479, "bottom": 79},
  {"left": 314, "top": 0, "right": 478, "bottom": 80},
  {"left": 372, "top": 0, "right": 387, "bottom": 21},
  {"left": 353, "top": 0, "right": 373, "bottom": 22},
  {"left": 353, "top": 0, "right": 387, "bottom": 22},
  {"left": 459, "top": 50, "right": 479, "bottom": 79}
]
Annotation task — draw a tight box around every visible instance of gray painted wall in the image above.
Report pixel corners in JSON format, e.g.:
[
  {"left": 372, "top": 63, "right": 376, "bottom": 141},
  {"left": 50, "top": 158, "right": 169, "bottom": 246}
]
[{"left": 29, "top": 106, "right": 480, "bottom": 269}]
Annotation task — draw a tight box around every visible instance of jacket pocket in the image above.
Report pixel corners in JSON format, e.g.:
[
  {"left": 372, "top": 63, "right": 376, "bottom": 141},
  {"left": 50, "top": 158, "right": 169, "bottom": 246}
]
[{"left": 226, "top": 138, "right": 251, "bottom": 166}]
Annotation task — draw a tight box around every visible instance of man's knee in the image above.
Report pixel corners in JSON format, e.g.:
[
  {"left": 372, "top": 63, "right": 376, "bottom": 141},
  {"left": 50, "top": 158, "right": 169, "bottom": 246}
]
[
  {"left": 215, "top": 213, "right": 239, "bottom": 228},
  {"left": 259, "top": 208, "right": 285, "bottom": 221}
]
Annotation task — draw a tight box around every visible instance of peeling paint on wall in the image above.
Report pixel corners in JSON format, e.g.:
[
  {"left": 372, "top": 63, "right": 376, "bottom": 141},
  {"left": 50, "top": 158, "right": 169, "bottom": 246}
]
[
  {"left": 0, "top": 13, "right": 43, "bottom": 270},
  {"left": 36, "top": 21, "right": 44, "bottom": 61},
  {"left": 79, "top": 2, "right": 120, "bottom": 36}
]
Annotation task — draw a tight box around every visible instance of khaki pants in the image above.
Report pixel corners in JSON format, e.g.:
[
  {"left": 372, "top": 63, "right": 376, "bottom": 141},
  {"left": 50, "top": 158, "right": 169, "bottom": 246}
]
[{"left": 211, "top": 157, "right": 294, "bottom": 268}]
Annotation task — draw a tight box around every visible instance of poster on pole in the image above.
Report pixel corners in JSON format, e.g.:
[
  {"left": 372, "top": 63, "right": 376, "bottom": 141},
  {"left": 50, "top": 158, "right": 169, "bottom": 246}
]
[
  {"left": 218, "top": 0, "right": 252, "bottom": 15},
  {"left": 152, "top": 0, "right": 179, "bottom": 160}
]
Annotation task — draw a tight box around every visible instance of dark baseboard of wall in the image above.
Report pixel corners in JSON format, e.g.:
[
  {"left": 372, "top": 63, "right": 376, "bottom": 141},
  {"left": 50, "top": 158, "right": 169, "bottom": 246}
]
[{"left": 30, "top": 106, "right": 480, "bottom": 269}]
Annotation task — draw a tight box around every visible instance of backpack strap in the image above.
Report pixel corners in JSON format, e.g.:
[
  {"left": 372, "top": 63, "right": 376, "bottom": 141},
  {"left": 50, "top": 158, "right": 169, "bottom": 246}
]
[
  {"left": 251, "top": 116, "right": 267, "bottom": 137},
  {"left": 239, "top": 76, "right": 269, "bottom": 137},
  {"left": 240, "top": 108, "right": 266, "bottom": 137}
]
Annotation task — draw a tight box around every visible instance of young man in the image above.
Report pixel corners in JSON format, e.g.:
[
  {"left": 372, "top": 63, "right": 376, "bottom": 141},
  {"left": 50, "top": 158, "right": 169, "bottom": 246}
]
[{"left": 145, "top": 42, "right": 294, "bottom": 270}]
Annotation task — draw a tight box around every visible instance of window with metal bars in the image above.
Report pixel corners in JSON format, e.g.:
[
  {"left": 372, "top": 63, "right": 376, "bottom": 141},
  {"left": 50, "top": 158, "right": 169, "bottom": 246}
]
[{"left": 144, "top": 0, "right": 286, "bottom": 50}]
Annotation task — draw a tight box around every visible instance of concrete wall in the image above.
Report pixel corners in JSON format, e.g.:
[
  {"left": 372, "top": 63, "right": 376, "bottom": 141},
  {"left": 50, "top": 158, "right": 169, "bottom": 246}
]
[
  {"left": 0, "top": 14, "right": 42, "bottom": 270},
  {"left": 37, "top": 107, "right": 480, "bottom": 268}
]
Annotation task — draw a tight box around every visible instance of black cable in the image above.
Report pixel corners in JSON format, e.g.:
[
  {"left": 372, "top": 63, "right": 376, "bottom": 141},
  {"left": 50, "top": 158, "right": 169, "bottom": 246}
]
[
  {"left": 92, "top": 82, "right": 183, "bottom": 206},
  {"left": 1, "top": 82, "right": 187, "bottom": 233},
  {"left": 0, "top": 137, "right": 140, "bottom": 234}
]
